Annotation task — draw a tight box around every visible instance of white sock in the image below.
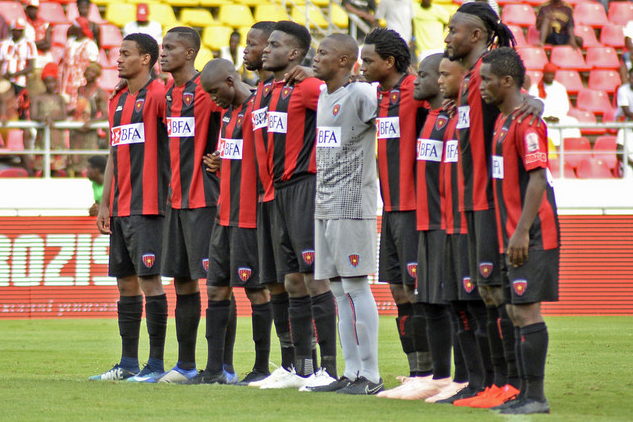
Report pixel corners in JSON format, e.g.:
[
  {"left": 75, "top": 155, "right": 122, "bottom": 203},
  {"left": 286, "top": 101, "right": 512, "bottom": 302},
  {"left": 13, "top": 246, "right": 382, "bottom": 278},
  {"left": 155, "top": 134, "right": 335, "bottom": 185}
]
[
  {"left": 342, "top": 277, "right": 380, "bottom": 384},
  {"left": 331, "top": 281, "right": 360, "bottom": 380}
]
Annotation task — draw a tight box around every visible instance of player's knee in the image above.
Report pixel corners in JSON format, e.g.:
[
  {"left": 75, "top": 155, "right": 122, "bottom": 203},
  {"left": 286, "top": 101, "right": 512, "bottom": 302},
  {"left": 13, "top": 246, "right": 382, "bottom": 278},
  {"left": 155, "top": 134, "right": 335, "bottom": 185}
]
[
  {"left": 174, "top": 277, "right": 199, "bottom": 295},
  {"left": 284, "top": 272, "right": 308, "bottom": 296},
  {"left": 245, "top": 288, "right": 270, "bottom": 305},
  {"left": 138, "top": 275, "right": 165, "bottom": 296},
  {"left": 509, "top": 302, "right": 543, "bottom": 327},
  {"left": 117, "top": 275, "right": 141, "bottom": 296},
  {"left": 307, "top": 277, "right": 330, "bottom": 296},
  {"left": 207, "top": 286, "right": 232, "bottom": 301},
  {"left": 265, "top": 281, "right": 286, "bottom": 295}
]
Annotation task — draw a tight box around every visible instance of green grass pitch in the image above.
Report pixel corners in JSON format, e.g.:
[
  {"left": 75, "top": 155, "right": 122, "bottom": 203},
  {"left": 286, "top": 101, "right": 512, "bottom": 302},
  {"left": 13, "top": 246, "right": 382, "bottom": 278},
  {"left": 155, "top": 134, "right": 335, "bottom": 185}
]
[{"left": 1, "top": 316, "right": 632, "bottom": 421}]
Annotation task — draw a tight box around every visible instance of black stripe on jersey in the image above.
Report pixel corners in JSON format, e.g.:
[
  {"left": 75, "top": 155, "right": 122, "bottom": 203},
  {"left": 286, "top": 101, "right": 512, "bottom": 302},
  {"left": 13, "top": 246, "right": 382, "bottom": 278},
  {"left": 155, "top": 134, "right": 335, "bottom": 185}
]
[
  {"left": 296, "top": 108, "right": 317, "bottom": 175},
  {"left": 110, "top": 92, "right": 127, "bottom": 216},
  {"left": 128, "top": 87, "right": 149, "bottom": 214},
  {"left": 203, "top": 110, "right": 221, "bottom": 205}
]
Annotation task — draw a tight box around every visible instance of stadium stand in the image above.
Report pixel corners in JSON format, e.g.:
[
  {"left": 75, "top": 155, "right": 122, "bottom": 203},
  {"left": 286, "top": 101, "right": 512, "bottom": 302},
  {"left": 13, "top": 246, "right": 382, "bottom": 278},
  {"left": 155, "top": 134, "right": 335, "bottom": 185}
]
[
  {"left": 526, "top": 25, "right": 541, "bottom": 46},
  {"left": 555, "top": 69, "right": 584, "bottom": 95},
  {"left": 254, "top": 4, "right": 290, "bottom": 22},
  {"left": 574, "top": 2, "right": 609, "bottom": 28},
  {"left": 585, "top": 46, "right": 620, "bottom": 70},
  {"left": 577, "top": 88, "right": 612, "bottom": 116},
  {"left": 67, "top": 1, "right": 106, "bottom": 24},
  {"left": 592, "top": 135, "right": 618, "bottom": 172},
  {"left": 291, "top": 5, "right": 329, "bottom": 28},
  {"left": 330, "top": 3, "right": 349, "bottom": 29},
  {"left": 202, "top": 25, "right": 233, "bottom": 51},
  {"left": 105, "top": 3, "right": 136, "bottom": 28},
  {"left": 99, "top": 24, "right": 124, "bottom": 50},
  {"left": 507, "top": 24, "right": 528, "bottom": 47},
  {"left": 608, "top": 1, "right": 633, "bottom": 25},
  {"left": 517, "top": 46, "right": 549, "bottom": 70},
  {"left": 526, "top": 69, "right": 543, "bottom": 85},
  {"left": 199, "top": 0, "right": 234, "bottom": 6},
  {"left": 550, "top": 45, "right": 589, "bottom": 71},
  {"left": 0, "top": 1, "right": 27, "bottom": 22},
  {"left": 576, "top": 157, "right": 614, "bottom": 178},
  {"left": 97, "top": 67, "right": 119, "bottom": 91},
  {"left": 574, "top": 25, "right": 601, "bottom": 48},
  {"left": 218, "top": 4, "right": 255, "bottom": 28},
  {"left": 568, "top": 108, "right": 607, "bottom": 136},
  {"left": 180, "top": 8, "right": 216, "bottom": 27},
  {"left": 148, "top": 3, "right": 179, "bottom": 28},
  {"left": 4, "top": 131, "right": 24, "bottom": 151},
  {"left": 600, "top": 24, "right": 625, "bottom": 49},
  {"left": 0, "top": 168, "right": 29, "bottom": 178},
  {"left": 39, "top": 2, "right": 70, "bottom": 25},
  {"left": 195, "top": 47, "right": 214, "bottom": 70},
  {"left": 501, "top": 3, "right": 537, "bottom": 27},
  {"left": 588, "top": 69, "right": 621, "bottom": 96},
  {"left": 167, "top": 0, "right": 202, "bottom": 6},
  {"left": 563, "top": 136, "right": 592, "bottom": 169}
]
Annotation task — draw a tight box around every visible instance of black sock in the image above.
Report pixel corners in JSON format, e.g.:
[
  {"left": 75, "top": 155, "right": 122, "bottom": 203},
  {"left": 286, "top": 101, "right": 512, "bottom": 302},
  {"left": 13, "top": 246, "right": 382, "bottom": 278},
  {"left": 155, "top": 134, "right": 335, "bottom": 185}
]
[
  {"left": 520, "top": 322, "right": 548, "bottom": 402},
  {"left": 289, "top": 295, "right": 313, "bottom": 376},
  {"left": 515, "top": 327, "right": 526, "bottom": 399},
  {"left": 486, "top": 306, "right": 507, "bottom": 387},
  {"left": 223, "top": 295, "right": 237, "bottom": 373},
  {"left": 118, "top": 295, "right": 142, "bottom": 368},
  {"left": 459, "top": 301, "right": 485, "bottom": 390},
  {"left": 424, "top": 303, "right": 452, "bottom": 379},
  {"left": 252, "top": 302, "right": 273, "bottom": 374},
  {"left": 175, "top": 292, "right": 200, "bottom": 370},
  {"left": 451, "top": 312, "right": 468, "bottom": 383},
  {"left": 471, "top": 302, "right": 493, "bottom": 387},
  {"left": 395, "top": 302, "right": 417, "bottom": 376},
  {"left": 271, "top": 292, "right": 294, "bottom": 370},
  {"left": 311, "top": 291, "right": 337, "bottom": 378},
  {"left": 145, "top": 294, "right": 167, "bottom": 365},
  {"left": 412, "top": 303, "right": 432, "bottom": 377},
  {"left": 498, "top": 305, "right": 519, "bottom": 389},
  {"left": 205, "top": 299, "right": 230, "bottom": 374}
]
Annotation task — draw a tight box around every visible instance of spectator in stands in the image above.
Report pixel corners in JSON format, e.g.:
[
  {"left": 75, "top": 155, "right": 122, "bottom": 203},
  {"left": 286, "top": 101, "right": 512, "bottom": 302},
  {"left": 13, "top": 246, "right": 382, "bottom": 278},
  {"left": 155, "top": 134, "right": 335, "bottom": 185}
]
[
  {"left": 536, "top": 0, "right": 582, "bottom": 50},
  {"left": 59, "top": 17, "right": 99, "bottom": 114},
  {"left": 70, "top": 0, "right": 101, "bottom": 48},
  {"left": 0, "top": 77, "right": 31, "bottom": 174},
  {"left": 463, "top": 0, "right": 499, "bottom": 15},
  {"left": 413, "top": 0, "right": 450, "bottom": 61},
  {"left": 528, "top": 62, "right": 570, "bottom": 122},
  {"left": 123, "top": 3, "right": 163, "bottom": 45},
  {"left": 616, "top": 67, "right": 633, "bottom": 168},
  {"left": 86, "top": 154, "right": 106, "bottom": 216},
  {"left": 220, "top": 30, "right": 245, "bottom": 72},
  {"left": 24, "top": 0, "right": 52, "bottom": 97},
  {"left": 343, "top": 0, "right": 377, "bottom": 41},
  {"left": 375, "top": 0, "right": 415, "bottom": 48},
  {"left": 0, "top": 18, "right": 36, "bottom": 94}
]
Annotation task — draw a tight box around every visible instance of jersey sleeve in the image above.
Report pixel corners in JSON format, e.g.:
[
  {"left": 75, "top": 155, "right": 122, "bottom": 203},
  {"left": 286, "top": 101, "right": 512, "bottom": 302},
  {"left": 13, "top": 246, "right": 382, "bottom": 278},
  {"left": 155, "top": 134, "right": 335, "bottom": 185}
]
[
  {"left": 516, "top": 120, "right": 548, "bottom": 172},
  {"left": 301, "top": 77, "right": 325, "bottom": 110},
  {"left": 355, "top": 82, "right": 377, "bottom": 124}
]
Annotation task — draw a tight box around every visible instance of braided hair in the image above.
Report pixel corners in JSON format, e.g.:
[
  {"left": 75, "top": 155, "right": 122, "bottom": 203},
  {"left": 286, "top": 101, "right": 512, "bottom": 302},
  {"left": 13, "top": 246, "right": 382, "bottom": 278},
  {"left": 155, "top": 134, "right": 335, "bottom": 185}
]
[
  {"left": 364, "top": 28, "right": 411, "bottom": 74},
  {"left": 457, "top": 2, "right": 516, "bottom": 48}
]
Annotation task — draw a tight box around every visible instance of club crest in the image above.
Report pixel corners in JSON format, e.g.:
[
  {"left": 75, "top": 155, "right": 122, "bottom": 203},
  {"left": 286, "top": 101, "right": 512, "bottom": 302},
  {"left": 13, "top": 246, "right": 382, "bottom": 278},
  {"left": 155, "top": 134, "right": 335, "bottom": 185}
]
[
  {"left": 349, "top": 254, "right": 360, "bottom": 268},
  {"left": 142, "top": 253, "right": 155, "bottom": 268},
  {"left": 463, "top": 277, "right": 475, "bottom": 293},
  {"left": 183, "top": 92, "right": 194, "bottom": 106},
  {"left": 498, "top": 127, "right": 508, "bottom": 143},
  {"left": 237, "top": 114, "right": 244, "bottom": 128},
  {"left": 333, "top": 104, "right": 341, "bottom": 117},
  {"left": 302, "top": 250, "right": 315, "bottom": 265},
  {"left": 390, "top": 90, "right": 400, "bottom": 105},
  {"left": 263, "top": 82, "right": 272, "bottom": 97},
  {"left": 282, "top": 86, "right": 293, "bottom": 99},
  {"left": 513, "top": 279, "right": 527, "bottom": 296},
  {"left": 134, "top": 99, "right": 145, "bottom": 113},
  {"left": 202, "top": 258, "right": 209, "bottom": 272},
  {"left": 238, "top": 267, "right": 252, "bottom": 282},
  {"left": 479, "top": 262, "right": 493, "bottom": 278},
  {"left": 407, "top": 262, "right": 417, "bottom": 278},
  {"left": 435, "top": 115, "right": 448, "bottom": 131}
]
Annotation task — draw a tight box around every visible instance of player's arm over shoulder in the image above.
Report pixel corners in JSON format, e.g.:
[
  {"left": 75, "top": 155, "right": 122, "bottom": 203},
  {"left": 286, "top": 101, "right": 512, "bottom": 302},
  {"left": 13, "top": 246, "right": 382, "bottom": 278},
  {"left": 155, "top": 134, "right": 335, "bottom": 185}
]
[
  {"left": 301, "top": 77, "right": 326, "bottom": 109},
  {"left": 351, "top": 82, "right": 378, "bottom": 123}
]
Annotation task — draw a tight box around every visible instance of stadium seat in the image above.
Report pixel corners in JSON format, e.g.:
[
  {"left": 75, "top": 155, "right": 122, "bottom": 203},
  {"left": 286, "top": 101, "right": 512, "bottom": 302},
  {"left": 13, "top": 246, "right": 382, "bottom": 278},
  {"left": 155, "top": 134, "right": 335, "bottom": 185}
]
[
  {"left": 291, "top": 5, "right": 328, "bottom": 28},
  {"left": 555, "top": 70, "right": 583, "bottom": 95},
  {"left": 202, "top": 25, "right": 233, "bottom": 51},
  {"left": 574, "top": 2, "right": 609, "bottom": 28},
  {"left": 562, "top": 136, "right": 591, "bottom": 169},
  {"left": 585, "top": 46, "right": 620, "bottom": 70},
  {"left": 517, "top": 47, "right": 549, "bottom": 70},
  {"left": 523, "top": 0, "right": 547, "bottom": 6},
  {"left": 38, "top": 2, "right": 69, "bottom": 25},
  {"left": 97, "top": 68, "right": 119, "bottom": 91},
  {"left": 549, "top": 46, "right": 589, "bottom": 71},
  {"left": 99, "top": 24, "right": 123, "bottom": 50},
  {"left": 608, "top": 1, "right": 633, "bottom": 25},
  {"left": 180, "top": 8, "right": 215, "bottom": 27},
  {"left": 576, "top": 88, "right": 612, "bottom": 116},
  {"left": 0, "top": 1, "right": 26, "bottom": 22},
  {"left": 576, "top": 157, "right": 614, "bottom": 178},
  {"left": 5, "top": 130, "right": 24, "bottom": 150},
  {"left": 548, "top": 157, "right": 577, "bottom": 178},
  {"left": 67, "top": 2, "right": 105, "bottom": 24},
  {"left": 507, "top": 25, "right": 528, "bottom": 48},
  {"left": 588, "top": 69, "right": 621, "bottom": 95},
  {"left": 568, "top": 107, "right": 607, "bottom": 136},
  {"left": 50, "top": 45, "right": 65, "bottom": 63},
  {"left": 235, "top": 0, "right": 277, "bottom": 5},
  {"left": 166, "top": 0, "right": 201, "bottom": 7},
  {"left": 199, "top": 0, "right": 233, "bottom": 6},
  {"left": 526, "top": 70, "right": 543, "bottom": 85},
  {"left": 574, "top": 25, "right": 601, "bottom": 48},
  {"left": 194, "top": 47, "right": 214, "bottom": 71},
  {"left": 105, "top": 3, "right": 136, "bottom": 28},
  {"left": 51, "top": 24, "right": 71, "bottom": 48},
  {"left": 331, "top": 3, "right": 349, "bottom": 29},
  {"left": 501, "top": 4, "right": 537, "bottom": 28},
  {"left": 148, "top": 3, "right": 179, "bottom": 28},
  {"left": 237, "top": 26, "right": 250, "bottom": 47},
  {"left": 0, "top": 167, "right": 29, "bottom": 177},
  {"left": 600, "top": 24, "right": 625, "bottom": 49},
  {"left": 254, "top": 4, "right": 290, "bottom": 22},
  {"left": 602, "top": 107, "right": 621, "bottom": 134},
  {"left": 593, "top": 135, "right": 618, "bottom": 171},
  {"left": 526, "top": 26, "right": 541, "bottom": 46},
  {"left": 91, "top": 0, "right": 119, "bottom": 5},
  {"left": 218, "top": 5, "right": 255, "bottom": 28}
]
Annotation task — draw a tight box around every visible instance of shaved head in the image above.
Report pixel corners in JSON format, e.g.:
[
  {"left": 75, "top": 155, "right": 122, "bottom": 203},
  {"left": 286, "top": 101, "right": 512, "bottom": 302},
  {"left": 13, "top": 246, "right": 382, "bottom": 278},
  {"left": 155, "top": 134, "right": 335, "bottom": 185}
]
[
  {"left": 201, "top": 58, "right": 238, "bottom": 85},
  {"left": 326, "top": 33, "right": 358, "bottom": 69},
  {"left": 419, "top": 53, "right": 443, "bottom": 75}
]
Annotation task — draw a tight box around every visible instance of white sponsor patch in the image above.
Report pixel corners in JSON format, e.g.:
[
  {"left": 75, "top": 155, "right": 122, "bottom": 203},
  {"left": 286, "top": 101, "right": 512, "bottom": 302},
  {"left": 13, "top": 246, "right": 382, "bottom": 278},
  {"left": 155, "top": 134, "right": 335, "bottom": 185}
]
[
  {"left": 416, "top": 139, "right": 443, "bottom": 162},
  {"left": 376, "top": 117, "right": 400, "bottom": 139},
  {"left": 316, "top": 126, "right": 341, "bottom": 148},
  {"left": 267, "top": 111, "right": 288, "bottom": 133},
  {"left": 252, "top": 107, "right": 268, "bottom": 130},
  {"left": 456, "top": 105, "right": 470, "bottom": 129},
  {"left": 444, "top": 140, "right": 459, "bottom": 163},
  {"left": 218, "top": 138, "right": 243, "bottom": 159},
  {"left": 492, "top": 155, "right": 504, "bottom": 179},
  {"left": 166, "top": 117, "right": 195, "bottom": 138},
  {"left": 525, "top": 131, "right": 540, "bottom": 153},
  {"left": 110, "top": 123, "right": 145, "bottom": 146}
]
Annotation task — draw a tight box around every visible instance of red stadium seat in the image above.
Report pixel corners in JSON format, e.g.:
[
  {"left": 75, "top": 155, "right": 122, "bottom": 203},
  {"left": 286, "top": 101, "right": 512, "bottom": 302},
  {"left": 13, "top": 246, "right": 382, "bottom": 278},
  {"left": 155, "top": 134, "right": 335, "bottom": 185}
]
[
  {"left": 550, "top": 46, "right": 589, "bottom": 71},
  {"left": 600, "top": 24, "right": 625, "bottom": 49},
  {"left": 585, "top": 47, "right": 620, "bottom": 70},
  {"left": 51, "top": 23, "right": 71, "bottom": 47},
  {"left": 593, "top": 135, "right": 618, "bottom": 171},
  {"left": 574, "top": 25, "right": 601, "bottom": 48},
  {"left": 568, "top": 108, "right": 607, "bottom": 136},
  {"left": 576, "top": 157, "right": 614, "bottom": 178},
  {"left": 517, "top": 47, "right": 549, "bottom": 70},
  {"left": 555, "top": 70, "right": 584, "bottom": 95},
  {"left": 526, "top": 70, "right": 543, "bottom": 86},
  {"left": 523, "top": 0, "right": 547, "bottom": 6},
  {"left": 502, "top": 4, "right": 537, "bottom": 28},
  {"left": 507, "top": 25, "right": 528, "bottom": 48},
  {"left": 548, "top": 158, "right": 577, "bottom": 178},
  {"left": 526, "top": 26, "right": 541, "bottom": 46},
  {"left": 66, "top": 2, "right": 106, "bottom": 24},
  {"left": 602, "top": 106, "right": 622, "bottom": 134},
  {"left": 574, "top": 2, "right": 609, "bottom": 28},
  {"left": 588, "top": 69, "right": 621, "bottom": 95},
  {"left": 99, "top": 24, "right": 123, "bottom": 50},
  {"left": 608, "top": 1, "right": 633, "bottom": 25},
  {"left": 576, "top": 88, "right": 612, "bottom": 116},
  {"left": 38, "top": 2, "right": 70, "bottom": 25},
  {"left": 0, "top": 1, "right": 26, "bottom": 23},
  {"left": 5, "top": 130, "right": 23, "bottom": 150},
  {"left": 98, "top": 68, "right": 119, "bottom": 91},
  {"left": 562, "top": 136, "right": 591, "bottom": 169},
  {"left": 0, "top": 167, "right": 29, "bottom": 177}
]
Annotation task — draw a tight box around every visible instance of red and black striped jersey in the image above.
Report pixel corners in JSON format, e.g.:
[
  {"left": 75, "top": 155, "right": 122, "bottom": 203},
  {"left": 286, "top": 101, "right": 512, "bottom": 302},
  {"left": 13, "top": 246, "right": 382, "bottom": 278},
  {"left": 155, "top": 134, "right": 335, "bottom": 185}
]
[
  {"left": 377, "top": 74, "right": 429, "bottom": 212},
  {"left": 492, "top": 112, "right": 559, "bottom": 253},
  {"left": 251, "top": 76, "right": 275, "bottom": 202},
  {"left": 165, "top": 74, "right": 223, "bottom": 209},
  {"left": 266, "top": 77, "right": 323, "bottom": 186},
  {"left": 456, "top": 56, "right": 500, "bottom": 212},
  {"left": 416, "top": 108, "right": 448, "bottom": 231},
  {"left": 108, "top": 78, "right": 168, "bottom": 217},
  {"left": 440, "top": 117, "right": 467, "bottom": 235},
  {"left": 217, "top": 94, "right": 258, "bottom": 229}
]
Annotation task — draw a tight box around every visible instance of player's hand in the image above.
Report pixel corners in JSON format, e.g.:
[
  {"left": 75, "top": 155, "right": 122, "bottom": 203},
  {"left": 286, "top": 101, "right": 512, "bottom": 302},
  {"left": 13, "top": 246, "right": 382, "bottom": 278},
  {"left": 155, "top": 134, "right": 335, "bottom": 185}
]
[
  {"left": 203, "top": 151, "right": 221, "bottom": 173},
  {"left": 514, "top": 96, "right": 544, "bottom": 126},
  {"left": 109, "top": 79, "right": 128, "bottom": 100},
  {"left": 96, "top": 204, "right": 111, "bottom": 234},
  {"left": 443, "top": 99, "right": 456, "bottom": 119},
  {"left": 507, "top": 228, "right": 529, "bottom": 268},
  {"left": 284, "top": 65, "right": 313, "bottom": 85}
]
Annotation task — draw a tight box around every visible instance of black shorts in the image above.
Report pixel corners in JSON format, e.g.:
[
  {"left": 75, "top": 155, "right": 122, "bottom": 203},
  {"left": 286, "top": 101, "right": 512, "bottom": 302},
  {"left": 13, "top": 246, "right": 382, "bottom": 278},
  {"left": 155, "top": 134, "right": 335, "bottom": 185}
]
[
  {"left": 416, "top": 230, "right": 447, "bottom": 304},
  {"left": 443, "top": 233, "right": 481, "bottom": 302},
  {"left": 109, "top": 215, "right": 164, "bottom": 278},
  {"left": 161, "top": 206, "right": 216, "bottom": 280},
  {"left": 378, "top": 210, "right": 418, "bottom": 286},
  {"left": 207, "top": 224, "right": 264, "bottom": 289},
  {"left": 257, "top": 200, "right": 279, "bottom": 284},
  {"left": 545, "top": 31, "right": 570, "bottom": 46},
  {"left": 272, "top": 175, "right": 316, "bottom": 278},
  {"left": 466, "top": 210, "right": 503, "bottom": 287},
  {"left": 502, "top": 249, "right": 560, "bottom": 304}
]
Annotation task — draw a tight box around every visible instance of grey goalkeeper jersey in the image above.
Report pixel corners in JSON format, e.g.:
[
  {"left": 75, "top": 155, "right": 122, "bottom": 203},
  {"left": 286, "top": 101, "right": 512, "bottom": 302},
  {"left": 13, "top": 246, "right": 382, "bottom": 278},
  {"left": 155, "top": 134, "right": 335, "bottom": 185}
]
[{"left": 315, "top": 82, "right": 377, "bottom": 220}]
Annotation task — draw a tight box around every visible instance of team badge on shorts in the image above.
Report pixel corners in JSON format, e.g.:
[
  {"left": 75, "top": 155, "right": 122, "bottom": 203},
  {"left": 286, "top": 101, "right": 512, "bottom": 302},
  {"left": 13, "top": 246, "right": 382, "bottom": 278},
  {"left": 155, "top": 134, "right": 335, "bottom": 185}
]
[
  {"left": 435, "top": 115, "right": 448, "bottom": 131},
  {"left": 479, "top": 262, "right": 493, "bottom": 278},
  {"left": 390, "top": 90, "right": 400, "bottom": 105},
  {"left": 202, "top": 258, "right": 209, "bottom": 272},
  {"left": 302, "top": 250, "right": 315, "bottom": 265},
  {"left": 183, "top": 92, "right": 194, "bottom": 106},
  {"left": 348, "top": 254, "right": 360, "bottom": 267},
  {"left": 406, "top": 263, "right": 417, "bottom": 278},
  {"left": 513, "top": 279, "right": 527, "bottom": 296},
  {"left": 463, "top": 277, "right": 475, "bottom": 293},
  {"left": 238, "top": 267, "right": 252, "bottom": 282},
  {"left": 282, "top": 86, "right": 293, "bottom": 99},
  {"left": 134, "top": 99, "right": 145, "bottom": 113},
  {"left": 142, "top": 253, "right": 155, "bottom": 268},
  {"left": 333, "top": 104, "right": 340, "bottom": 117}
]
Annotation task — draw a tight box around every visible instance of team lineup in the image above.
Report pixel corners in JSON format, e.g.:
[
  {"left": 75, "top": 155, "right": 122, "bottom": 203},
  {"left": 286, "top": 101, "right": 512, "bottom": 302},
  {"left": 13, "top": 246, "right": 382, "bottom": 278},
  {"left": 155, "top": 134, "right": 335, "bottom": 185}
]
[{"left": 91, "top": 2, "right": 559, "bottom": 416}]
